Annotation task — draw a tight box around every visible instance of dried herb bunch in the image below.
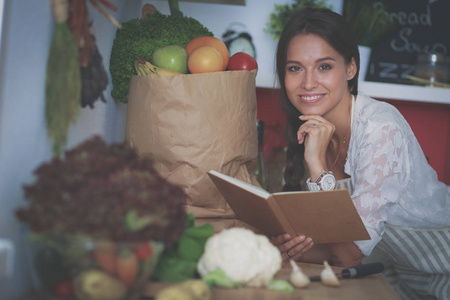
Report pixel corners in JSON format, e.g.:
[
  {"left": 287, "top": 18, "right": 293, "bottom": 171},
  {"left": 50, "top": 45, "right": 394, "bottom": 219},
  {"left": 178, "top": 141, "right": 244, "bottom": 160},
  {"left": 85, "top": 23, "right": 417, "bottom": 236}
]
[{"left": 16, "top": 136, "right": 188, "bottom": 242}]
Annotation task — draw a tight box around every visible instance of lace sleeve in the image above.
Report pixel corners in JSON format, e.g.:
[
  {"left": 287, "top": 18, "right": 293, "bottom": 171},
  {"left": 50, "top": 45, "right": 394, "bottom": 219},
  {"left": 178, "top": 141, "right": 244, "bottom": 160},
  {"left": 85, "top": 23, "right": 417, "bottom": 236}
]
[{"left": 351, "top": 122, "right": 410, "bottom": 255}]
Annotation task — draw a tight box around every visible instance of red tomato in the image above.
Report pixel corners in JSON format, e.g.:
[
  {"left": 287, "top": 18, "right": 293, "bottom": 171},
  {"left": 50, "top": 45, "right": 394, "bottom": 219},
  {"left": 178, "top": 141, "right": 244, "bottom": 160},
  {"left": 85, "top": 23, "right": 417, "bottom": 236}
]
[
  {"left": 133, "top": 242, "right": 153, "bottom": 260},
  {"left": 227, "top": 52, "right": 258, "bottom": 71},
  {"left": 54, "top": 280, "right": 74, "bottom": 299}
]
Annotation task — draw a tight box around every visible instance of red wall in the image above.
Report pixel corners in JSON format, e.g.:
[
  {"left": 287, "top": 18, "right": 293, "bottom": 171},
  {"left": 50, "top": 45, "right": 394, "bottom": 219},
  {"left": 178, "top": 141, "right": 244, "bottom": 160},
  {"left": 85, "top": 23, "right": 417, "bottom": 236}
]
[{"left": 256, "top": 88, "right": 450, "bottom": 185}]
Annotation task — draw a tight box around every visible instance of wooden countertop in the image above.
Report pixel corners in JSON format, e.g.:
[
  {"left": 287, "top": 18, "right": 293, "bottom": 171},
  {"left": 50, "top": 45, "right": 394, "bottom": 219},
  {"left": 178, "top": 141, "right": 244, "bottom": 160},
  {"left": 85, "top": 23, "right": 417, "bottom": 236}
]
[{"left": 142, "top": 261, "right": 400, "bottom": 300}]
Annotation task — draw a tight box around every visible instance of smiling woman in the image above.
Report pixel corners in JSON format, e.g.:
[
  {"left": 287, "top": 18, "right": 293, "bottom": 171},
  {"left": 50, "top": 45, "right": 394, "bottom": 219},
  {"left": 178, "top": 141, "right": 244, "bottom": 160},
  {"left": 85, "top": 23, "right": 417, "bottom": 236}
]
[{"left": 269, "top": 7, "right": 450, "bottom": 300}]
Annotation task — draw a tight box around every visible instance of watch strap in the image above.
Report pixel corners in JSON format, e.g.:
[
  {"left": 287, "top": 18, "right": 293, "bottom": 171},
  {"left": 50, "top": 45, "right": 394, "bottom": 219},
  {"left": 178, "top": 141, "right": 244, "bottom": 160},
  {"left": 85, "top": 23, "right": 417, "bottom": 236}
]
[{"left": 306, "top": 177, "right": 321, "bottom": 191}]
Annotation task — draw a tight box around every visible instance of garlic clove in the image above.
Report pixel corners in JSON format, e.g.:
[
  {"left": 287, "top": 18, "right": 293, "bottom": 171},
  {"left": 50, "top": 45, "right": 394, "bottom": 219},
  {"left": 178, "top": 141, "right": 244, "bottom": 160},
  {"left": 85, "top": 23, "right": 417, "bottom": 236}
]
[
  {"left": 289, "top": 260, "right": 310, "bottom": 288},
  {"left": 320, "top": 261, "right": 340, "bottom": 287}
]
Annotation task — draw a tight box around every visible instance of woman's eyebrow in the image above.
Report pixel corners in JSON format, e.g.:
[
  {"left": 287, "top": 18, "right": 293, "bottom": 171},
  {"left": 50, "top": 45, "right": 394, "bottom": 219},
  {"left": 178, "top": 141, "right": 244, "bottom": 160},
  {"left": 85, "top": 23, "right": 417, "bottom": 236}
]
[
  {"left": 315, "top": 57, "right": 336, "bottom": 63},
  {"left": 286, "top": 57, "right": 336, "bottom": 65}
]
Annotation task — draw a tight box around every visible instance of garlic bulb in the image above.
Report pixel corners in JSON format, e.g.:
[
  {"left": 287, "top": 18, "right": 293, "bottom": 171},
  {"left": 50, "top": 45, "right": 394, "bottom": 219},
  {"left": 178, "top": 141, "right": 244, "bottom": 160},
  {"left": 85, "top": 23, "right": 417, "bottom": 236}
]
[
  {"left": 289, "top": 260, "right": 310, "bottom": 288},
  {"left": 320, "top": 261, "right": 340, "bottom": 287}
]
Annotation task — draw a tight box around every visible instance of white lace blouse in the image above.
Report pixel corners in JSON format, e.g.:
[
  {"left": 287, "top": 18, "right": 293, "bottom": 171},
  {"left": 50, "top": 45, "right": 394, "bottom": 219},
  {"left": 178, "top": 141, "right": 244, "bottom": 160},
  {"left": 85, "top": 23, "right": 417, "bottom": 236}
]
[{"left": 344, "top": 92, "right": 450, "bottom": 256}]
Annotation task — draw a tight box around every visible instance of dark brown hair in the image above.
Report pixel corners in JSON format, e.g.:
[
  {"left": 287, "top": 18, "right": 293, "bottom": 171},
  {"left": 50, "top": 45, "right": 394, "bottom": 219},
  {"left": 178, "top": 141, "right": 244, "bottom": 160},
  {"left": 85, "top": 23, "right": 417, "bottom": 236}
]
[{"left": 276, "top": 7, "right": 360, "bottom": 191}]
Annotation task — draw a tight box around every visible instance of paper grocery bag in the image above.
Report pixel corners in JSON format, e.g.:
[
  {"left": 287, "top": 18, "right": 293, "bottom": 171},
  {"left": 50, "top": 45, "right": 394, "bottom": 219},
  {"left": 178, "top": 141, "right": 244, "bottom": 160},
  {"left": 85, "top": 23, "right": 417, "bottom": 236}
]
[{"left": 125, "top": 70, "right": 258, "bottom": 232}]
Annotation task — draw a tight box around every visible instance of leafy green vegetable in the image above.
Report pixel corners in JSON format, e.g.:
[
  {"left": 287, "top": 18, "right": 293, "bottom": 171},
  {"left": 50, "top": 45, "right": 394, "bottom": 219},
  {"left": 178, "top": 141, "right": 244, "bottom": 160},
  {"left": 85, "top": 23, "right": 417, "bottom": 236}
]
[
  {"left": 152, "top": 214, "right": 214, "bottom": 282},
  {"left": 264, "top": 0, "right": 332, "bottom": 41},
  {"left": 16, "top": 136, "right": 188, "bottom": 242},
  {"left": 177, "top": 235, "right": 204, "bottom": 261},
  {"left": 201, "top": 268, "right": 242, "bottom": 289},
  {"left": 109, "top": 10, "right": 213, "bottom": 103},
  {"left": 343, "top": 0, "right": 394, "bottom": 47},
  {"left": 267, "top": 279, "right": 295, "bottom": 294},
  {"left": 45, "top": 22, "right": 81, "bottom": 157},
  {"left": 184, "top": 224, "right": 215, "bottom": 239},
  {"left": 123, "top": 209, "right": 158, "bottom": 232}
]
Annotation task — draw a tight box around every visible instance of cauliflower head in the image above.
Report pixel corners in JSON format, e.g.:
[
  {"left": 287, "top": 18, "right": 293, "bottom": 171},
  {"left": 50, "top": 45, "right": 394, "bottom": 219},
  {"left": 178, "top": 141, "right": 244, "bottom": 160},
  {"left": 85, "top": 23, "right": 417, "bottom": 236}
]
[{"left": 197, "top": 227, "right": 282, "bottom": 287}]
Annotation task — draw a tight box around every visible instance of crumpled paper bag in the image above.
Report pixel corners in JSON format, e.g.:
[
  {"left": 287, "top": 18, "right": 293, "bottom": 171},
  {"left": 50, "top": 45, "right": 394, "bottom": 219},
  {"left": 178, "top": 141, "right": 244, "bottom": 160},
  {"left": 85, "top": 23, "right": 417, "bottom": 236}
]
[{"left": 125, "top": 70, "right": 258, "bottom": 231}]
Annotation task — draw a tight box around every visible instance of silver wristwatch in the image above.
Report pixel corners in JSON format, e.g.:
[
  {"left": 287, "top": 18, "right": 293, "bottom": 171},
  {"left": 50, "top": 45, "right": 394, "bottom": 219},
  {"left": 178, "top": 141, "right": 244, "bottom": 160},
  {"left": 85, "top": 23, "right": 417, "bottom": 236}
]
[{"left": 306, "top": 170, "right": 336, "bottom": 191}]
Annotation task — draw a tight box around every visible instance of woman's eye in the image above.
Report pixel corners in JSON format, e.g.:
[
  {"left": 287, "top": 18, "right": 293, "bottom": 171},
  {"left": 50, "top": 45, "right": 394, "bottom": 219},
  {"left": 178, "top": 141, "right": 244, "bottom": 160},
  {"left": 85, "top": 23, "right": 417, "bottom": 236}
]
[
  {"left": 319, "top": 64, "right": 332, "bottom": 71},
  {"left": 288, "top": 65, "right": 301, "bottom": 72}
]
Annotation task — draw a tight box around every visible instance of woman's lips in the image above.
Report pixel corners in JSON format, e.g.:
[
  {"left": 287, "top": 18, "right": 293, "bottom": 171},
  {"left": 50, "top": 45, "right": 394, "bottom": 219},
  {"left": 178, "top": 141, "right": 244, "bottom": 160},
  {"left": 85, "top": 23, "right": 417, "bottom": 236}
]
[{"left": 300, "top": 94, "right": 324, "bottom": 104}]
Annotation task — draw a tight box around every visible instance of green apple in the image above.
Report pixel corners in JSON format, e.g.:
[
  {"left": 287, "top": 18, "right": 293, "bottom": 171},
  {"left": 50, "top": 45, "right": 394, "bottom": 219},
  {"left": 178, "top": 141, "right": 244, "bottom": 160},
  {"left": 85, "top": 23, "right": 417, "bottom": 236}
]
[{"left": 151, "top": 44, "right": 188, "bottom": 74}]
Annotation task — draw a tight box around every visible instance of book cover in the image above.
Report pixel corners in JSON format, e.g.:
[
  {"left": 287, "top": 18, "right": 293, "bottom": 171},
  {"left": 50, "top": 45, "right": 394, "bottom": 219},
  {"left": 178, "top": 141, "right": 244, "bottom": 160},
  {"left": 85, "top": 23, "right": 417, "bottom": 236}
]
[{"left": 208, "top": 170, "right": 370, "bottom": 244}]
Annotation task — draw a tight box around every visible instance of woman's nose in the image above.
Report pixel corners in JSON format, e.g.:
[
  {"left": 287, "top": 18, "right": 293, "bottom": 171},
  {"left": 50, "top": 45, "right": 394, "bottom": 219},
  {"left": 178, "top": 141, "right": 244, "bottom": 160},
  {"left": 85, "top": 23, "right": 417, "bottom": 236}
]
[{"left": 301, "top": 71, "right": 318, "bottom": 90}]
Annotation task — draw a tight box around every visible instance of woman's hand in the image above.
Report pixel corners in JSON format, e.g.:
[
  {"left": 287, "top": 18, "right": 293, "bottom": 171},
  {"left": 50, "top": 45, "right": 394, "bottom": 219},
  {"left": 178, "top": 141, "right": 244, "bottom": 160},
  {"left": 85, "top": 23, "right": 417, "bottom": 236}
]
[
  {"left": 271, "top": 234, "right": 314, "bottom": 261},
  {"left": 298, "top": 115, "right": 335, "bottom": 178},
  {"left": 327, "top": 242, "right": 364, "bottom": 268}
]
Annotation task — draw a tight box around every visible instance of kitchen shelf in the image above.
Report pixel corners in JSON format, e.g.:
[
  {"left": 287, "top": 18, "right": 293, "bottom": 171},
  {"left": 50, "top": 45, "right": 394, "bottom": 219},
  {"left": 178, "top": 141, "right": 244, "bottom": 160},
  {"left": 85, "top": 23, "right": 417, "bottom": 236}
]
[
  {"left": 256, "top": 73, "right": 450, "bottom": 105},
  {"left": 359, "top": 81, "right": 450, "bottom": 105}
]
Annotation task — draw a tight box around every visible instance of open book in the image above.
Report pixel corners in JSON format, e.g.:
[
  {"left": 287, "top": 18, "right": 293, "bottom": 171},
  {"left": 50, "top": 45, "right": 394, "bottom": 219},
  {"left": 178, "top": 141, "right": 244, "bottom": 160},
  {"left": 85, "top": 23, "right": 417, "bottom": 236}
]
[{"left": 208, "top": 170, "right": 370, "bottom": 244}]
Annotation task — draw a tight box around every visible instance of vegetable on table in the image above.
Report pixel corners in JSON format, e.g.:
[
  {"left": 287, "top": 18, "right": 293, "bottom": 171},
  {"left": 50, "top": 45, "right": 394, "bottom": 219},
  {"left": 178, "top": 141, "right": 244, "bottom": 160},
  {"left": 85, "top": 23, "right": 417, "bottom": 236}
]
[
  {"left": 321, "top": 261, "right": 340, "bottom": 287},
  {"left": 289, "top": 259, "right": 310, "bottom": 288},
  {"left": 201, "top": 268, "right": 242, "bottom": 289},
  {"left": 109, "top": 0, "right": 213, "bottom": 103},
  {"left": 156, "top": 279, "right": 211, "bottom": 300},
  {"left": 117, "top": 249, "right": 139, "bottom": 287},
  {"left": 267, "top": 279, "right": 295, "bottom": 294},
  {"left": 16, "top": 136, "right": 188, "bottom": 243},
  {"left": 196, "top": 227, "right": 282, "bottom": 288},
  {"left": 133, "top": 241, "right": 154, "bottom": 261},
  {"left": 74, "top": 269, "right": 127, "bottom": 300},
  {"left": 152, "top": 214, "right": 214, "bottom": 283},
  {"left": 93, "top": 240, "right": 117, "bottom": 275},
  {"left": 179, "top": 280, "right": 211, "bottom": 300}
]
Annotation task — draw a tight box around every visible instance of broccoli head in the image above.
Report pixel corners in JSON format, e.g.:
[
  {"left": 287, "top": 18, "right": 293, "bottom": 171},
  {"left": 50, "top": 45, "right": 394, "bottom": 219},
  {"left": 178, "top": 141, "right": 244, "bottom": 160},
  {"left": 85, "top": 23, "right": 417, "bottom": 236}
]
[{"left": 109, "top": 11, "right": 213, "bottom": 103}]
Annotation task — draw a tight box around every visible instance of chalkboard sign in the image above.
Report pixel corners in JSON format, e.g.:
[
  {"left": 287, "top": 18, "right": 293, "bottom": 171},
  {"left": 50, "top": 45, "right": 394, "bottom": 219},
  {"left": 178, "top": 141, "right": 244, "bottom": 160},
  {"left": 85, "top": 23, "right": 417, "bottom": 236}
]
[{"left": 359, "top": 0, "right": 450, "bottom": 84}]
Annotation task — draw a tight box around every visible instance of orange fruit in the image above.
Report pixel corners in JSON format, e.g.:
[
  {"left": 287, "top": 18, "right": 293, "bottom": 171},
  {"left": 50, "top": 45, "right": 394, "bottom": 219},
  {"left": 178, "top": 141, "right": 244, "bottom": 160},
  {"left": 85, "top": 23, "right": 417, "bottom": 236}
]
[
  {"left": 185, "top": 36, "right": 229, "bottom": 71},
  {"left": 188, "top": 46, "right": 224, "bottom": 74}
]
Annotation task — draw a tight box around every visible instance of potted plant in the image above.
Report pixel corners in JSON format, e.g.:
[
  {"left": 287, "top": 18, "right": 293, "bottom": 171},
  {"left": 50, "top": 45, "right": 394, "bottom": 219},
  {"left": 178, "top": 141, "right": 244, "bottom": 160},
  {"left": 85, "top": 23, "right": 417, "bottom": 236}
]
[
  {"left": 343, "top": 0, "right": 394, "bottom": 81},
  {"left": 16, "top": 136, "right": 188, "bottom": 300},
  {"left": 265, "top": 0, "right": 333, "bottom": 40}
]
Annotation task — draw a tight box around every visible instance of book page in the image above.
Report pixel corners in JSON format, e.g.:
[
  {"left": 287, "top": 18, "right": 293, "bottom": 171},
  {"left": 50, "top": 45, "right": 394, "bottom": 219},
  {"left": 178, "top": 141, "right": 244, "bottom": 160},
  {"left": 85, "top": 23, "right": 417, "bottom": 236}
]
[
  {"left": 208, "top": 170, "right": 270, "bottom": 199},
  {"left": 208, "top": 171, "right": 286, "bottom": 236}
]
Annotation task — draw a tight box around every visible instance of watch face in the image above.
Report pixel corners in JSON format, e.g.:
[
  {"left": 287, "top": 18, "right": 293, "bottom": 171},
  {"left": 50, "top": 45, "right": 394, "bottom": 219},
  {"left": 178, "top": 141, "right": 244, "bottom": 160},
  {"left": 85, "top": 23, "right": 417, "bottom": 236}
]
[
  {"left": 320, "top": 174, "right": 336, "bottom": 191},
  {"left": 229, "top": 37, "right": 256, "bottom": 58}
]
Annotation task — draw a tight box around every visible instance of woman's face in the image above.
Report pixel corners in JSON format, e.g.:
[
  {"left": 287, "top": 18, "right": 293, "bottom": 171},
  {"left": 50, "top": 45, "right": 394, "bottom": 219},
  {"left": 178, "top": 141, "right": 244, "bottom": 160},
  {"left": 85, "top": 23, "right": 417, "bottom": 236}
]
[{"left": 284, "top": 33, "right": 356, "bottom": 118}]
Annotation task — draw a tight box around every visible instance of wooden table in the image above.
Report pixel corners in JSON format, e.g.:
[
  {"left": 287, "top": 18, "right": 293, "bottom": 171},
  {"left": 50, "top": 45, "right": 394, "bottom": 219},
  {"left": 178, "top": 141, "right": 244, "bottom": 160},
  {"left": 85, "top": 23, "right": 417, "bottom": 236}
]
[{"left": 142, "top": 261, "right": 400, "bottom": 300}]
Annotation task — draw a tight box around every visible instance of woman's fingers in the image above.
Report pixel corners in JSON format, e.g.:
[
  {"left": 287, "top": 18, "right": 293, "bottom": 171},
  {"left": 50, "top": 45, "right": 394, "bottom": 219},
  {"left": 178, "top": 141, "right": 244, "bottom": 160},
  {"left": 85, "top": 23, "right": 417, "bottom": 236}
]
[
  {"left": 297, "top": 115, "right": 333, "bottom": 145},
  {"left": 270, "top": 234, "right": 291, "bottom": 247},
  {"left": 297, "top": 123, "right": 315, "bottom": 144},
  {"left": 286, "top": 237, "right": 314, "bottom": 261},
  {"left": 271, "top": 234, "right": 314, "bottom": 261},
  {"left": 272, "top": 235, "right": 313, "bottom": 260}
]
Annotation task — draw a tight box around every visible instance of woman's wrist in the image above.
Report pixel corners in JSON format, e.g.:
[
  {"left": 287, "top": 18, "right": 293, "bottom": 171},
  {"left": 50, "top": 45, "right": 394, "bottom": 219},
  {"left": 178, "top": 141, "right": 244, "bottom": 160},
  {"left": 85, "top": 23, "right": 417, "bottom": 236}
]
[
  {"left": 305, "top": 155, "right": 328, "bottom": 184},
  {"left": 306, "top": 162, "right": 329, "bottom": 182}
]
